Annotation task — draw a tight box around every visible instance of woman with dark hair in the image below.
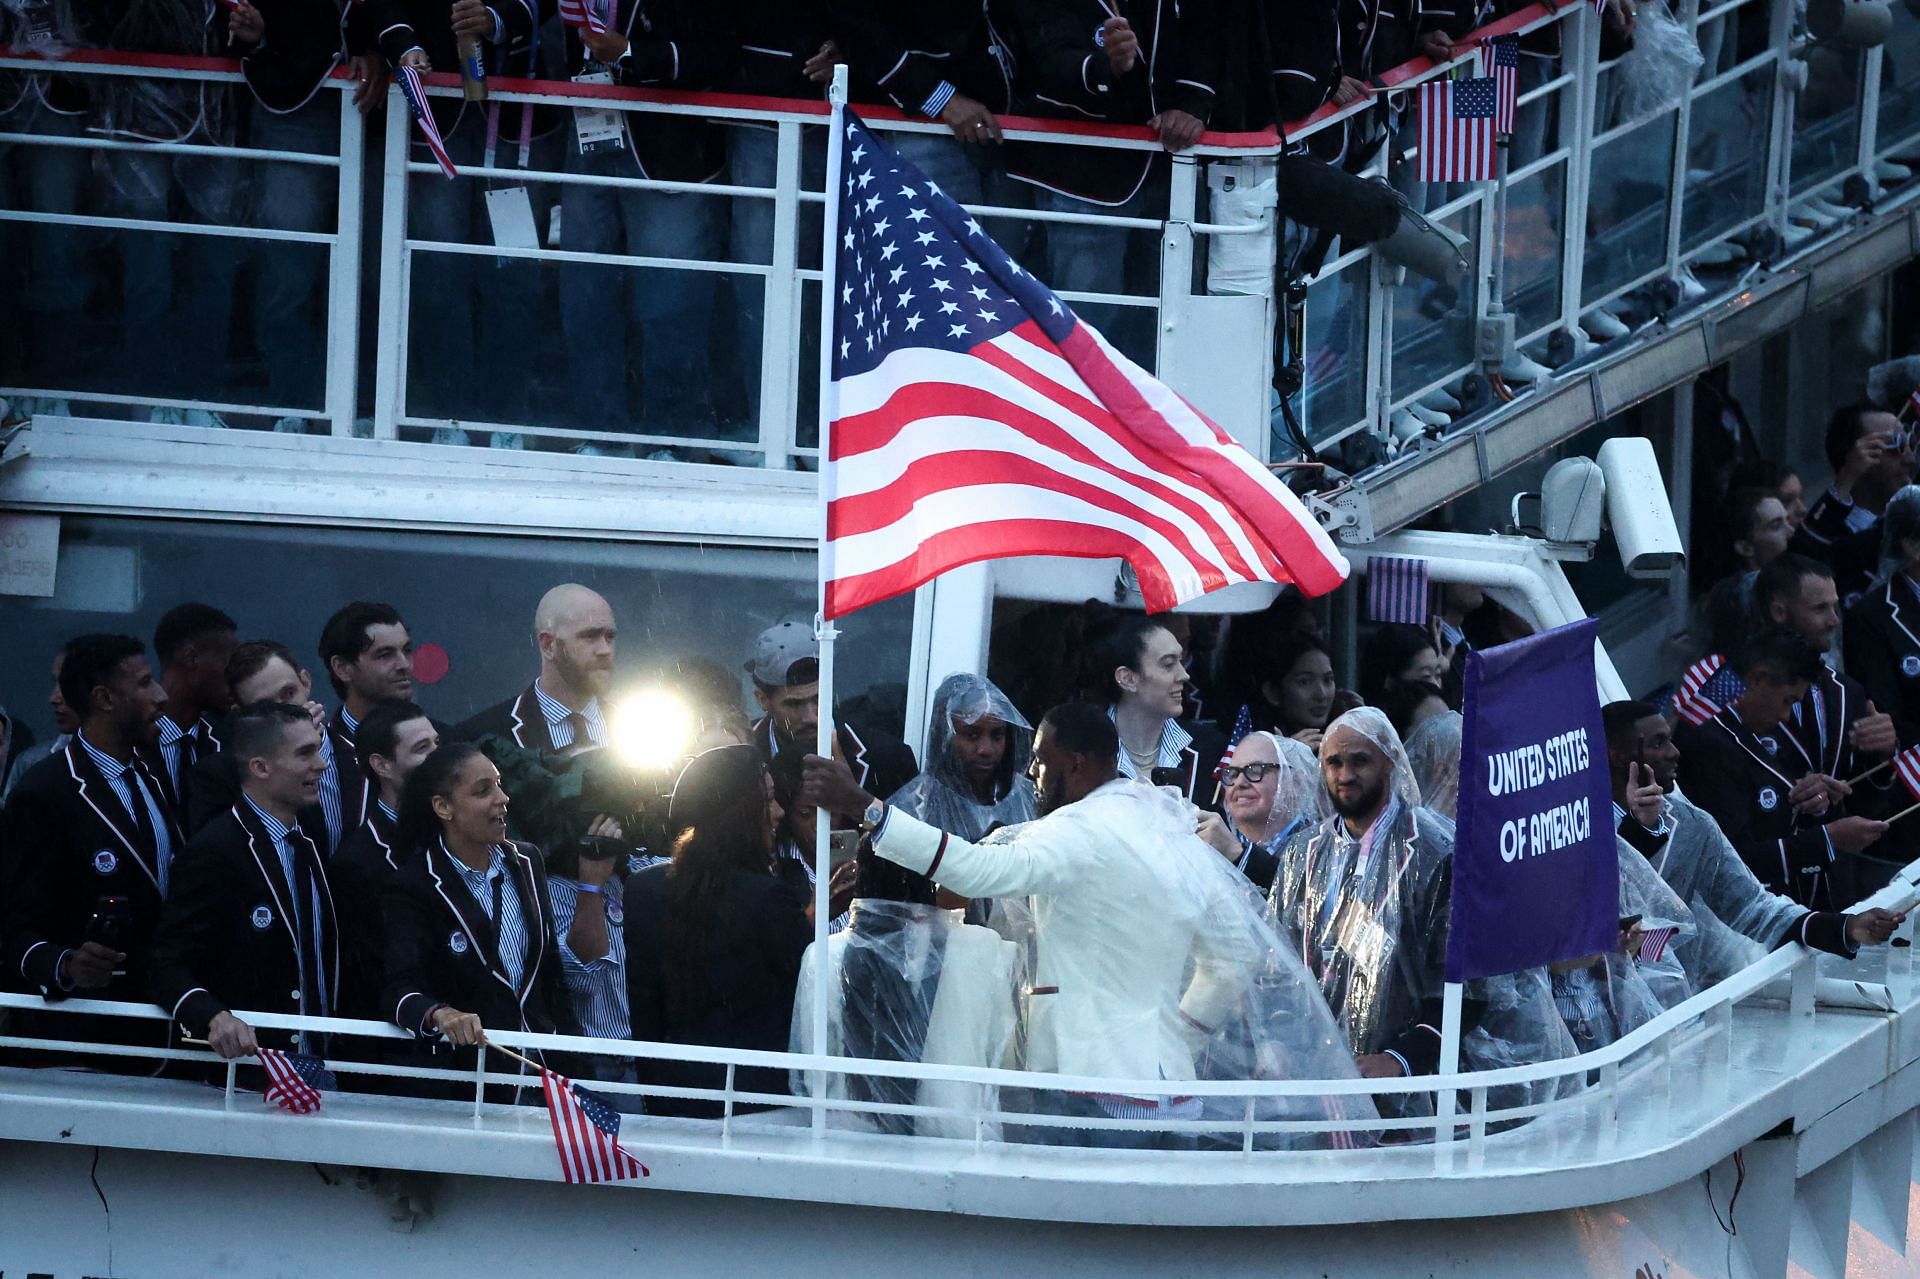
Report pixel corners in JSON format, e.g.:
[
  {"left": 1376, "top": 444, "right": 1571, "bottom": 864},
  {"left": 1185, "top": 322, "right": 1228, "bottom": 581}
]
[
  {"left": 381, "top": 743, "right": 577, "bottom": 1097},
  {"left": 624, "top": 744, "right": 847, "bottom": 1118},
  {"left": 1245, "top": 632, "right": 1337, "bottom": 750},
  {"left": 1359, "top": 623, "right": 1448, "bottom": 710}
]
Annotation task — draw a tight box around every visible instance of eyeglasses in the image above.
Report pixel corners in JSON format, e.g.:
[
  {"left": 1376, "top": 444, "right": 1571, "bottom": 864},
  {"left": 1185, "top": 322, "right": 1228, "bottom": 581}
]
[{"left": 1220, "top": 762, "right": 1277, "bottom": 785}]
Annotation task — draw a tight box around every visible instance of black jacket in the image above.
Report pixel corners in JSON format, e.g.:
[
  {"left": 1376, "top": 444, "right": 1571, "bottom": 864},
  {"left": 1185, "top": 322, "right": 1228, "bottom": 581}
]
[
  {"left": 729, "top": 0, "right": 832, "bottom": 97},
  {"left": 0, "top": 739, "right": 182, "bottom": 1007},
  {"left": 381, "top": 839, "right": 577, "bottom": 1090},
  {"left": 1792, "top": 491, "right": 1880, "bottom": 606},
  {"left": 828, "top": 0, "right": 1015, "bottom": 117},
  {"left": 330, "top": 802, "right": 403, "bottom": 1021},
  {"left": 233, "top": 0, "right": 349, "bottom": 114},
  {"left": 183, "top": 748, "right": 334, "bottom": 852},
  {"left": 623, "top": 861, "right": 812, "bottom": 1116},
  {"left": 145, "top": 801, "right": 340, "bottom": 1050},
  {"left": 1845, "top": 574, "right": 1920, "bottom": 749},
  {"left": 455, "top": 684, "right": 563, "bottom": 754},
  {"left": 751, "top": 716, "right": 918, "bottom": 801},
  {"left": 1674, "top": 709, "right": 1838, "bottom": 909},
  {"left": 1005, "top": 0, "right": 1226, "bottom": 205},
  {"left": 558, "top": 0, "right": 737, "bottom": 182}
]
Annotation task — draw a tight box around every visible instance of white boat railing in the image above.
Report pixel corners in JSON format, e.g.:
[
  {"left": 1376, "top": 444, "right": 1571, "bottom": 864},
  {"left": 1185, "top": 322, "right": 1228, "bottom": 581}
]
[{"left": 4, "top": 861, "right": 1916, "bottom": 1173}]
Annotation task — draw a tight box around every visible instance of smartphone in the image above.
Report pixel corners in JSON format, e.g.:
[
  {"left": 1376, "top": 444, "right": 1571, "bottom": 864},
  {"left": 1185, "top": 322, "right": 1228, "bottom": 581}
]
[
  {"left": 1618, "top": 913, "right": 1643, "bottom": 934},
  {"left": 828, "top": 828, "right": 861, "bottom": 867}
]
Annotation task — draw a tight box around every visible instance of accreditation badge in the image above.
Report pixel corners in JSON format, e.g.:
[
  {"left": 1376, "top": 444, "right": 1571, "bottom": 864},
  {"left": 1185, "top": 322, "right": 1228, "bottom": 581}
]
[{"left": 572, "top": 71, "right": 627, "bottom": 155}]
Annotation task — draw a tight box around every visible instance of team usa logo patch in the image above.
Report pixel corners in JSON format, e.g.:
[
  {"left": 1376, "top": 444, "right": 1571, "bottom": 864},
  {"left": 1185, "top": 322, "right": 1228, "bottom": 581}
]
[
  {"left": 1759, "top": 736, "right": 1778, "bottom": 755},
  {"left": 605, "top": 894, "right": 624, "bottom": 927},
  {"left": 91, "top": 849, "right": 118, "bottom": 875},
  {"left": 251, "top": 905, "right": 274, "bottom": 930},
  {"left": 449, "top": 930, "right": 470, "bottom": 955},
  {"left": 1903, "top": 655, "right": 1920, "bottom": 678},
  {"left": 1758, "top": 787, "right": 1779, "bottom": 811}
]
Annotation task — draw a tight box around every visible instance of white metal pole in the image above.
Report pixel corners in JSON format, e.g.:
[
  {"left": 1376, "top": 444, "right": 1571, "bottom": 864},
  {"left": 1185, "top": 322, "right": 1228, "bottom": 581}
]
[
  {"left": 1434, "top": 979, "right": 1464, "bottom": 1168},
  {"left": 809, "top": 63, "right": 850, "bottom": 1138}
]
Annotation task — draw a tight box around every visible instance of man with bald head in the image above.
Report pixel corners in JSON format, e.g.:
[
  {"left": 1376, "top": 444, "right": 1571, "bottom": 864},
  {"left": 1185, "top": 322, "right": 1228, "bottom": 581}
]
[{"left": 456, "top": 584, "right": 618, "bottom": 753}]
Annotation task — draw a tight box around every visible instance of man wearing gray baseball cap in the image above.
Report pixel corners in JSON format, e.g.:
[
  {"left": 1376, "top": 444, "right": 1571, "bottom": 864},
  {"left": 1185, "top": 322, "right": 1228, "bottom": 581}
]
[{"left": 744, "top": 621, "right": 917, "bottom": 803}]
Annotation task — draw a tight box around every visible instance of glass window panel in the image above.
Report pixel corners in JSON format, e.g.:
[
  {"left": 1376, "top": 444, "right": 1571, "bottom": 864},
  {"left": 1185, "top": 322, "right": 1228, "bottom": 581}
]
[
  {"left": 1390, "top": 204, "right": 1479, "bottom": 401},
  {"left": 1299, "top": 259, "right": 1369, "bottom": 451},
  {"left": 1502, "top": 162, "right": 1565, "bottom": 336},
  {"left": 1790, "top": 47, "right": 1862, "bottom": 195},
  {"left": 1583, "top": 113, "right": 1676, "bottom": 304},
  {"left": 1682, "top": 73, "right": 1774, "bottom": 249}
]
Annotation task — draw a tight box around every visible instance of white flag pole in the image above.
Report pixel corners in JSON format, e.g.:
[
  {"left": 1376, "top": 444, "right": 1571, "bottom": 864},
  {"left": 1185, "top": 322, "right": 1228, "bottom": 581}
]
[
  {"left": 1434, "top": 980, "right": 1464, "bottom": 1168},
  {"left": 809, "top": 63, "right": 850, "bottom": 1138}
]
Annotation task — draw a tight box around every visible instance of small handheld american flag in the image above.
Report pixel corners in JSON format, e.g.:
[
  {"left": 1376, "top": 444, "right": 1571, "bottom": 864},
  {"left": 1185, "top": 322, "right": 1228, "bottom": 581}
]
[
  {"left": 540, "top": 1067, "right": 650, "bottom": 1184},
  {"left": 1636, "top": 925, "right": 1677, "bottom": 964},
  {"left": 1367, "top": 555, "right": 1430, "bottom": 625},
  {"left": 1485, "top": 37, "right": 1519, "bottom": 135},
  {"left": 1214, "top": 704, "right": 1254, "bottom": 781},
  {"left": 395, "top": 64, "right": 459, "bottom": 181},
  {"left": 1417, "top": 75, "right": 1498, "bottom": 184},
  {"left": 1892, "top": 745, "right": 1920, "bottom": 802},
  {"left": 557, "top": 0, "right": 608, "bottom": 34},
  {"left": 256, "top": 1047, "right": 334, "bottom": 1115},
  {"left": 1671, "top": 654, "right": 1744, "bottom": 727}
]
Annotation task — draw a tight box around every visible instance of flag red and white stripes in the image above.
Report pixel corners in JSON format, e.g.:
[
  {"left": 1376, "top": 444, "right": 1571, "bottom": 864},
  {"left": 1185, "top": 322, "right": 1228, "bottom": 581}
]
[
  {"left": 1417, "top": 76, "right": 1498, "bottom": 183},
  {"left": 557, "top": 0, "right": 608, "bottom": 33},
  {"left": 1672, "top": 654, "right": 1728, "bottom": 727},
  {"left": 1636, "top": 925, "right": 1677, "bottom": 964},
  {"left": 1485, "top": 37, "right": 1520, "bottom": 135},
  {"left": 821, "top": 115, "right": 1349, "bottom": 620},
  {"left": 396, "top": 64, "right": 458, "bottom": 181},
  {"left": 540, "top": 1067, "right": 649, "bottom": 1185},
  {"left": 1893, "top": 745, "right": 1920, "bottom": 802},
  {"left": 256, "top": 1047, "right": 330, "bottom": 1115}
]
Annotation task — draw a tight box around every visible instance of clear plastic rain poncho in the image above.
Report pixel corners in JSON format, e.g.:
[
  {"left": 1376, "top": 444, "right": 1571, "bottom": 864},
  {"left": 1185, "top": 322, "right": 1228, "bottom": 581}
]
[
  {"left": 796, "top": 776, "right": 1378, "bottom": 1147},
  {"left": 1225, "top": 731, "right": 1326, "bottom": 857},
  {"left": 1269, "top": 708, "right": 1577, "bottom": 1115},
  {"left": 1405, "top": 711, "right": 1463, "bottom": 824},
  {"left": 1554, "top": 841, "right": 1700, "bottom": 1054},
  {"left": 885, "top": 673, "right": 1038, "bottom": 841},
  {"left": 1655, "top": 793, "right": 1781, "bottom": 985}
]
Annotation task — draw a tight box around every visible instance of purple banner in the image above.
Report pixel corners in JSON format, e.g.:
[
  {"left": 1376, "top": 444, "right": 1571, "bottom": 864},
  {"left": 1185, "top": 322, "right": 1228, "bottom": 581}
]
[{"left": 1445, "top": 617, "right": 1618, "bottom": 983}]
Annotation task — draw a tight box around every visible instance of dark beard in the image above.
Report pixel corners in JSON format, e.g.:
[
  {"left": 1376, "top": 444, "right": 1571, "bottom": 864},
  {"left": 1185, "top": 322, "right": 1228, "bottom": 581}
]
[{"left": 1329, "top": 780, "right": 1387, "bottom": 822}]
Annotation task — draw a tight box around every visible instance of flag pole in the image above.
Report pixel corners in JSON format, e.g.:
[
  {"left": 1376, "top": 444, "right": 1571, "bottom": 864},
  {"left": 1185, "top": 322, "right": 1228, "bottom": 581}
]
[{"left": 810, "top": 62, "right": 850, "bottom": 1138}]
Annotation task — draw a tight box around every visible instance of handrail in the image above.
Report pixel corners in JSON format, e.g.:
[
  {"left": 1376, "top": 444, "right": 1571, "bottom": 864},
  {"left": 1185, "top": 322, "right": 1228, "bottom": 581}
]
[{"left": 4, "top": 862, "right": 1914, "bottom": 1135}]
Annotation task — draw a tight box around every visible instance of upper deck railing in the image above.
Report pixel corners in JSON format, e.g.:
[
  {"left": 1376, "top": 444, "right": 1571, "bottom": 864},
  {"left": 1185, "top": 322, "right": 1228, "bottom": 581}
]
[{"left": 3, "top": 0, "right": 1914, "bottom": 508}]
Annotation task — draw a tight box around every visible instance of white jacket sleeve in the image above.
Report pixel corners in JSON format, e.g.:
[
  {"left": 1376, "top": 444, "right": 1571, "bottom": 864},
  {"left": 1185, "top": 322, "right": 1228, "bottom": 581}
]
[{"left": 871, "top": 807, "right": 1094, "bottom": 899}]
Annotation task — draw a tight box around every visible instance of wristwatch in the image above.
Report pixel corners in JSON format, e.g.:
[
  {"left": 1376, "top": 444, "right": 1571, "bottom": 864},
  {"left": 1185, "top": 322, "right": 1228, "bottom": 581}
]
[{"left": 860, "top": 798, "right": 887, "bottom": 836}]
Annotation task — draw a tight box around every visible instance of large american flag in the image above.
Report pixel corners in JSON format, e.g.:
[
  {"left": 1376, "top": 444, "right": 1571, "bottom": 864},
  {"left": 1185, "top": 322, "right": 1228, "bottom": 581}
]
[
  {"left": 540, "top": 1067, "right": 650, "bottom": 1184},
  {"left": 1417, "top": 76, "right": 1498, "bottom": 183},
  {"left": 256, "top": 1047, "right": 334, "bottom": 1115},
  {"left": 1485, "top": 37, "right": 1520, "bottom": 135},
  {"left": 821, "top": 111, "right": 1349, "bottom": 618}
]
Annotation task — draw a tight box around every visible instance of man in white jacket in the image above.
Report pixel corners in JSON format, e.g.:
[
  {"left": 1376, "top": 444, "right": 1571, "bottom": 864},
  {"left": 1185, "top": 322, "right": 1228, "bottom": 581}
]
[{"left": 805, "top": 700, "right": 1363, "bottom": 1148}]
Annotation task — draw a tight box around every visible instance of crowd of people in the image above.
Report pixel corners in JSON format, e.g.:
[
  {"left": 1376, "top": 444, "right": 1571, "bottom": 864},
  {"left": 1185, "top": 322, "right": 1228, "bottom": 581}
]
[
  {"left": 3, "top": 417, "right": 1917, "bottom": 1145},
  {"left": 0, "top": 0, "right": 1637, "bottom": 444}
]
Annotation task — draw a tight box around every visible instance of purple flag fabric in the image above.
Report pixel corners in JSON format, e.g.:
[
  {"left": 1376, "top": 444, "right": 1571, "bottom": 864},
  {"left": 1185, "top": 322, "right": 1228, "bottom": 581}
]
[
  {"left": 1446, "top": 617, "right": 1619, "bottom": 983},
  {"left": 1367, "top": 555, "right": 1429, "bottom": 625}
]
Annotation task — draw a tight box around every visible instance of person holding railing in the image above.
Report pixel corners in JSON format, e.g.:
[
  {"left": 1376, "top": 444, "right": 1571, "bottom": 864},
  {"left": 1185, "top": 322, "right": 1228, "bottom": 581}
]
[
  {"left": 225, "top": 0, "right": 352, "bottom": 429},
  {"left": 96, "top": 0, "right": 246, "bottom": 419},
  {"left": 999, "top": 2, "right": 1219, "bottom": 365},
  {"left": 623, "top": 742, "right": 853, "bottom": 1118},
  {"left": 145, "top": 701, "right": 338, "bottom": 1063},
  {"left": 0, "top": 634, "right": 182, "bottom": 1064},
  {"left": 827, "top": 0, "right": 1031, "bottom": 245},
  {"left": 553, "top": 0, "right": 738, "bottom": 448},
  {"left": 380, "top": 741, "right": 579, "bottom": 1098},
  {"left": 1601, "top": 699, "right": 1903, "bottom": 990},
  {"left": 357, "top": 0, "right": 545, "bottom": 436},
  {"left": 0, "top": 0, "right": 97, "bottom": 415}
]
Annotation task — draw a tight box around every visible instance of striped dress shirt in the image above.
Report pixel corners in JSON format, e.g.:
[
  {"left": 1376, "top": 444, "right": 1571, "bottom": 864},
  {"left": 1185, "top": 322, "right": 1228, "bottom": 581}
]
[{"left": 447, "top": 842, "right": 530, "bottom": 990}]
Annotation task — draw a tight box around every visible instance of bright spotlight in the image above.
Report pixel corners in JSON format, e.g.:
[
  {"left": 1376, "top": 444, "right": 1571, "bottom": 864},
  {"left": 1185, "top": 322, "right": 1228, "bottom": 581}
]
[{"left": 611, "top": 688, "right": 697, "bottom": 773}]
